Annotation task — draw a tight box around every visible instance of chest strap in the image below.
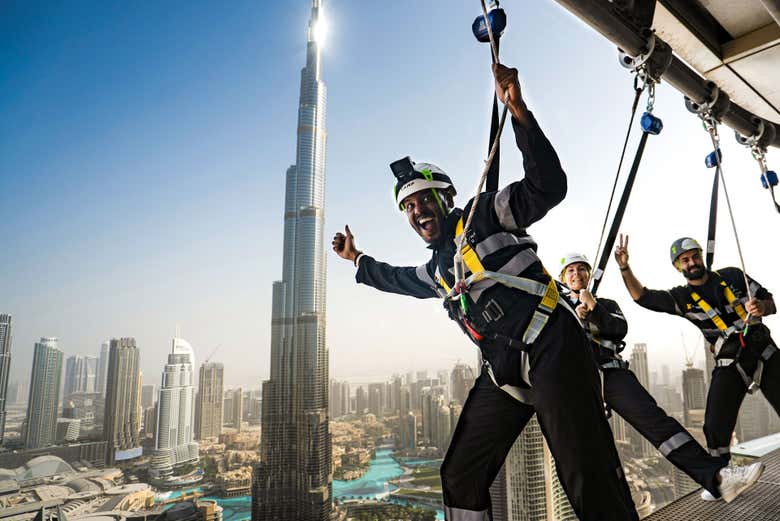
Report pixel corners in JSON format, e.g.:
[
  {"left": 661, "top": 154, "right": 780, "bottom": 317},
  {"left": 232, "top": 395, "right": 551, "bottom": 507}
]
[{"left": 688, "top": 275, "right": 750, "bottom": 337}]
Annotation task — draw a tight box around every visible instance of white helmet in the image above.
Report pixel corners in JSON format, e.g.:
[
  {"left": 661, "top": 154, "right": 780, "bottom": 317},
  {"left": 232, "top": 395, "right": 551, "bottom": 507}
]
[{"left": 559, "top": 252, "right": 591, "bottom": 281}]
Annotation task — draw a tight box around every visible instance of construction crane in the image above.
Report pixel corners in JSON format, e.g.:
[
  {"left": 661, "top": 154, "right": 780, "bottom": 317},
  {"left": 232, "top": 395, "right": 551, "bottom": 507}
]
[{"left": 204, "top": 344, "right": 221, "bottom": 364}]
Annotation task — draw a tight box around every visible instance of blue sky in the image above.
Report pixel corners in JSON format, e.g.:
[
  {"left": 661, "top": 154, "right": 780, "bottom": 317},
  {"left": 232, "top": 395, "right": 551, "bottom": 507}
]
[{"left": 2, "top": 1, "right": 777, "bottom": 387}]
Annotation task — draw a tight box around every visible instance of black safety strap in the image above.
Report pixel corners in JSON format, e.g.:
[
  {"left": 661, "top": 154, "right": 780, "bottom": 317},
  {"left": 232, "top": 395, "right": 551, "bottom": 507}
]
[
  {"left": 766, "top": 183, "right": 780, "bottom": 213},
  {"left": 706, "top": 168, "right": 719, "bottom": 270},
  {"left": 591, "top": 131, "right": 651, "bottom": 296},
  {"left": 486, "top": 37, "right": 501, "bottom": 193},
  {"left": 592, "top": 86, "right": 643, "bottom": 271}
]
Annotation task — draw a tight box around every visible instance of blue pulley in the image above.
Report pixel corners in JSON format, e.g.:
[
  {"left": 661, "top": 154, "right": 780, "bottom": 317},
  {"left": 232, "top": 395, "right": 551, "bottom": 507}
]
[
  {"left": 705, "top": 148, "right": 723, "bottom": 169},
  {"left": 472, "top": 6, "right": 507, "bottom": 43},
  {"left": 761, "top": 170, "right": 778, "bottom": 189},
  {"left": 640, "top": 112, "right": 663, "bottom": 135}
]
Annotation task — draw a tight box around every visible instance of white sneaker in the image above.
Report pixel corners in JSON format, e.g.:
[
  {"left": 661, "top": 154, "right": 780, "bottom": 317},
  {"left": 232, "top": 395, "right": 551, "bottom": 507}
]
[
  {"left": 700, "top": 489, "right": 719, "bottom": 501},
  {"left": 717, "top": 462, "right": 765, "bottom": 503}
]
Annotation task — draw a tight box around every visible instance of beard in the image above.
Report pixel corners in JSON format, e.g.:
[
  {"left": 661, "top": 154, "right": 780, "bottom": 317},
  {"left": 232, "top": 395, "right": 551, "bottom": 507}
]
[{"left": 682, "top": 265, "right": 707, "bottom": 280}]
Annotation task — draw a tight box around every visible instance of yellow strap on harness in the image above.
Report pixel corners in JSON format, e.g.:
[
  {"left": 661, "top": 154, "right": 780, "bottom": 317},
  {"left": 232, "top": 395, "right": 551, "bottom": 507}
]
[
  {"left": 690, "top": 291, "right": 729, "bottom": 331},
  {"left": 455, "top": 217, "right": 486, "bottom": 275},
  {"left": 689, "top": 274, "right": 748, "bottom": 332}
]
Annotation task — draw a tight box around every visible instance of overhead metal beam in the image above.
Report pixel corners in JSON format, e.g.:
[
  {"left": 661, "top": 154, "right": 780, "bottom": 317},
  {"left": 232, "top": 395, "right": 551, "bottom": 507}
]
[
  {"left": 552, "top": 0, "right": 780, "bottom": 148},
  {"left": 760, "top": 0, "right": 780, "bottom": 27}
]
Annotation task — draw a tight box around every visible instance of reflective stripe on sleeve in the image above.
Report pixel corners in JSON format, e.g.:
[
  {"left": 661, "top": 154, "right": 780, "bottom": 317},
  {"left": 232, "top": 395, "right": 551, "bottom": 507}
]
[{"left": 658, "top": 432, "right": 693, "bottom": 456}]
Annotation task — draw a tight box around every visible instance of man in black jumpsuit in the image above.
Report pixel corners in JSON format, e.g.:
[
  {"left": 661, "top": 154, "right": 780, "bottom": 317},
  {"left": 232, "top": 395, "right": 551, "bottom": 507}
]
[
  {"left": 560, "top": 253, "right": 762, "bottom": 502},
  {"left": 615, "top": 235, "right": 771, "bottom": 496},
  {"left": 332, "top": 64, "right": 638, "bottom": 521}
]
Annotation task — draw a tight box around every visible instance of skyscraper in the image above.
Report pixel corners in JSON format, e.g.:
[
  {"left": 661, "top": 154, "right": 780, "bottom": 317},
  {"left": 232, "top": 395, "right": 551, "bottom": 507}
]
[
  {"left": 629, "top": 343, "right": 654, "bottom": 457},
  {"left": 96, "top": 340, "right": 109, "bottom": 395},
  {"left": 450, "top": 362, "right": 475, "bottom": 406},
  {"left": 24, "top": 337, "right": 64, "bottom": 449},
  {"left": 490, "top": 416, "right": 575, "bottom": 521},
  {"left": 104, "top": 337, "right": 142, "bottom": 465},
  {"left": 230, "top": 388, "right": 243, "bottom": 432},
  {"left": 142, "top": 383, "right": 157, "bottom": 410},
  {"left": 64, "top": 355, "right": 98, "bottom": 396},
  {"left": 0, "top": 314, "right": 12, "bottom": 444},
  {"left": 252, "top": 2, "right": 331, "bottom": 519},
  {"left": 682, "top": 366, "right": 706, "bottom": 428},
  {"left": 195, "top": 362, "right": 224, "bottom": 440},
  {"left": 151, "top": 336, "right": 199, "bottom": 479}
]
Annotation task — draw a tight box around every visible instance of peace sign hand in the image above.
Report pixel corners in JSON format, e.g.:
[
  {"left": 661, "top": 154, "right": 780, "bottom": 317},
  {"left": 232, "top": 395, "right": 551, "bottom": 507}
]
[{"left": 614, "top": 234, "right": 630, "bottom": 269}]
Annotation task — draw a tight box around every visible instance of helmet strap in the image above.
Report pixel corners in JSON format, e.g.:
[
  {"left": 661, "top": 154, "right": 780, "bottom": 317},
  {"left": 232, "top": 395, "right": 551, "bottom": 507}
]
[{"left": 432, "top": 189, "right": 449, "bottom": 217}]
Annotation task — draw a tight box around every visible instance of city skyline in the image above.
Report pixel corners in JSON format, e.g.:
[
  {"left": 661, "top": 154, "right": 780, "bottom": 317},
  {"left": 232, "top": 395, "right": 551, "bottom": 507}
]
[{"left": 2, "top": 1, "right": 779, "bottom": 387}]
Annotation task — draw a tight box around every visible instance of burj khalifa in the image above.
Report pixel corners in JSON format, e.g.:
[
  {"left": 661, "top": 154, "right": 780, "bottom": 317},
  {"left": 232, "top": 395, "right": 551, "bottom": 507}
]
[{"left": 251, "top": 1, "right": 331, "bottom": 520}]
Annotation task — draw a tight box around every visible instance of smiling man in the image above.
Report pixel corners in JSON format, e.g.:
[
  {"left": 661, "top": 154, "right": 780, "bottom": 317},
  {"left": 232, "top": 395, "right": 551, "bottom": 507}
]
[
  {"left": 616, "top": 234, "right": 778, "bottom": 498},
  {"left": 560, "top": 252, "right": 762, "bottom": 503},
  {"left": 333, "top": 64, "right": 639, "bottom": 521}
]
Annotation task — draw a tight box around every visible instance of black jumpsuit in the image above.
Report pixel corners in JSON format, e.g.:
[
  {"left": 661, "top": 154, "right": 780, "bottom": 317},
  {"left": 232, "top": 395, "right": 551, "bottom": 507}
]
[
  {"left": 567, "top": 290, "right": 725, "bottom": 496},
  {"left": 636, "top": 268, "right": 780, "bottom": 462},
  {"left": 355, "top": 114, "right": 638, "bottom": 521}
]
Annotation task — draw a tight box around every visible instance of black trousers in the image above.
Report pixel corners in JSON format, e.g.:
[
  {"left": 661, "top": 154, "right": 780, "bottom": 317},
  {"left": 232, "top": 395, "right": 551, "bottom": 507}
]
[
  {"left": 604, "top": 367, "right": 724, "bottom": 495},
  {"left": 704, "top": 346, "right": 780, "bottom": 463},
  {"left": 440, "top": 309, "right": 638, "bottom": 521}
]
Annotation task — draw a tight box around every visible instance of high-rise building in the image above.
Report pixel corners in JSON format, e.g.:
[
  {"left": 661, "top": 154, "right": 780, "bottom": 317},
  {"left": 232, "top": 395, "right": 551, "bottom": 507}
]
[
  {"left": 367, "top": 383, "right": 384, "bottom": 418},
  {"left": 682, "top": 366, "right": 707, "bottom": 428},
  {"left": 103, "top": 337, "right": 142, "bottom": 465},
  {"left": 24, "top": 337, "right": 64, "bottom": 449},
  {"left": 490, "top": 416, "right": 575, "bottom": 521},
  {"left": 144, "top": 405, "right": 158, "bottom": 438},
  {"left": 230, "top": 388, "right": 243, "bottom": 432},
  {"left": 141, "top": 383, "right": 157, "bottom": 410},
  {"left": 195, "top": 362, "right": 224, "bottom": 440},
  {"left": 151, "top": 336, "right": 199, "bottom": 479},
  {"left": 450, "top": 362, "right": 475, "bottom": 406},
  {"left": 96, "top": 341, "right": 109, "bottom": 395},
  {"left": 628, "top": 343, "right": 654, "bottom": 457},
  {"left": 703, "top": 342, "right": 715, "bottom": 390},
  {"left": 329, "top": 380, "right": 349, "bottom": 419},
  {"left": 0, "top": 314, "right": 12, "bottom": 444},
  {"left": 252, "top": 2, "right": 331, "bottom": 519},
  {"left": 630, "top": 343, "right": 649, "bottom": 387},
  {"left": 64, "top": 355, "right": 98, "bottom": 397},
  {"left": 737, "top": 393, "right": 771, "bottom": 442}
]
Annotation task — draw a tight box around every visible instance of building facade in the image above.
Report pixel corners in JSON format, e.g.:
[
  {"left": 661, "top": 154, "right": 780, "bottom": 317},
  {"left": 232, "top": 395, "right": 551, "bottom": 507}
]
[
  {"left": 0, "top": 314, "right": 12, "bottom": 444},
  {"left": 24, "top": 337, "right": 64, "bottom": 449},
  {"left": 252, "top": 1, "right": 331, "bottom": 518},
  {"left": 103, "top": 337, "right": 142, "bottom": 465},
  {"left": 195, "top": 362, "right": 224, "bottom": 440},
  {"left": 64, "top": 355, "right": 98, "bottom": 397},
  {"left": 96, "top": 341, "right": 109, "bottom": 396},
  {"left": 151, "top": 336, "right": 199, "bottom": 479},
  {"left": 682, "top": 366, "right": 707, "bottom": 428}
]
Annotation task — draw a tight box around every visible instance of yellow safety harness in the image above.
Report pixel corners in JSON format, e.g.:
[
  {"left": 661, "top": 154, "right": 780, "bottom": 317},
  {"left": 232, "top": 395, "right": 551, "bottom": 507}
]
[
  {"left": 689, "top": 274, "right": 774, "bottom": 393},
  {"left": 437, "top": 216, "right": 561, "bottom": 346},
  {"left": 688, "top": 278, "right": 748, "bottom": 334}
]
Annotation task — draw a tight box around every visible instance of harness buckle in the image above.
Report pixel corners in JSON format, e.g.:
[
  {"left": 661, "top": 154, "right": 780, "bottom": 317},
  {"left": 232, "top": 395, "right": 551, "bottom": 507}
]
[{"left": 481, "top": 299, "right": 504, "bottom": 323}]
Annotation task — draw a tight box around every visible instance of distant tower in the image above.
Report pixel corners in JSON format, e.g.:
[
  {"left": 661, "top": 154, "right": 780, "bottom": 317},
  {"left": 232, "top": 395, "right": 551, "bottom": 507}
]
[
  {"left": 450, "top": 362, "right": 476, "bottom": 406},
  {"left": 252, "top": 1, "right": 332, "bottom": 519},
  {"left": 25, "top": 337, "right": 64, "bottom": 449},
  {"left": 151, "top": 336, "right": 199, "bottom": 479},
  {"left": 195, "top": 362, "right": 224, "bottom": 440},
  {"left": 0, "top": 314, "right": 12, "bottom": 444},
  {"left": 682, "top": 365, "right": 706, "bottom": 428},
  {"left": 96, "top": 340, "right": 110, "bottom": 395},
  {"left": 629, "top": 343, "right": 654, "bottom": 457},
  {"left": 103, "top": 337, "right": 142, "bottom": 464},
  {"left": 64, "top": 355, "right": 98, "bottom": 397},
  {"left": 490, "top": 416, "right": 575, "bottom": 520},
  {"left": 231, "top": 388, "right": 243, "bottom": 432}
]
